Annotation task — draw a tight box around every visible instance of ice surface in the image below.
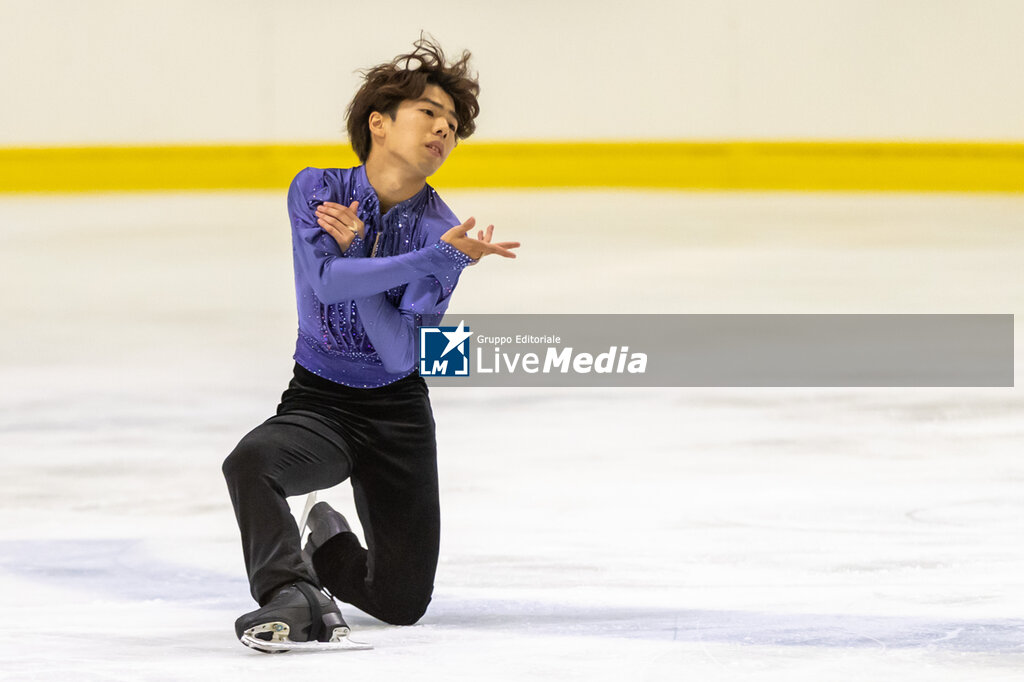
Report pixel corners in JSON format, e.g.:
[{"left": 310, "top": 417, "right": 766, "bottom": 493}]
[{"left": 0, "top": 190, "right": 1022, "bottom": 680}]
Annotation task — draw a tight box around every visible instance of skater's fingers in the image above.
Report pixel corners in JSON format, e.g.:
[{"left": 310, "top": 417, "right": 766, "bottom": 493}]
[
  {"left": 441, "top": 217, "right": 475, "bottom": 243},
  {"left": 317, "top": 204, "right": 363, "bottom": 233},
  {"left": 317, "top": 217, "right": 353, "bottom": 246},
  {"left": 317, "top": 216, "right": 341, "bottom": 236},
  {"left": 318, "top": 201, "right": 346, "bottom": 217},
  {"left": 482, "top": 241, "right": 519, "bottom": 259},
  {"left": 318, "top": 203, "right": 356, "bottom": 221},
  {"left": 317, "top": 201, "right": 353, "bottom": 216},
  {"left": 317, "top": 212, "right": 348, "bottom": 232}
]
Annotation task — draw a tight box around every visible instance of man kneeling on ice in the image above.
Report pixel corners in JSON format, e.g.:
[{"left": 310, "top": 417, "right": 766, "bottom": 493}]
[{"left": 222, "top": 36, "right": 519, "bottom": 652}]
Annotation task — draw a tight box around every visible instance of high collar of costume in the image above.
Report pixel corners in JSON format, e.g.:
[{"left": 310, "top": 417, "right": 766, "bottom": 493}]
[{"left": 353, "top": 165, "right": 430, "bottom": 230}]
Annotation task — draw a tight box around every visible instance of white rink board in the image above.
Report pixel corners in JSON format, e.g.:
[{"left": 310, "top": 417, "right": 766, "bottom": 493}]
[{"left": 0, "top": 190, "right": 1022, "bottom": 680}]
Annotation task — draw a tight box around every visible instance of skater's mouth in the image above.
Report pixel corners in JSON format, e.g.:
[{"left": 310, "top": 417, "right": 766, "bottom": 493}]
[{"left": 425, "top": 141, "right": 444, "bottom": 157}]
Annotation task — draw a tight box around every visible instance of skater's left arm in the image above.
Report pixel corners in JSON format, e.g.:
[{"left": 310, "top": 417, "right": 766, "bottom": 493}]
[
  {"left": 355, "top": 268, "right": 463, "bottom": 374},
  {"left": 357, "top": 223, "right": 511, "bottom": 373}
]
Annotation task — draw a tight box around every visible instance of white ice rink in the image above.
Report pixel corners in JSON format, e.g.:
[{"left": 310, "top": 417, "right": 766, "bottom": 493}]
[{"left": 0, "top": 189, "right": 1022, "bottom": 680}]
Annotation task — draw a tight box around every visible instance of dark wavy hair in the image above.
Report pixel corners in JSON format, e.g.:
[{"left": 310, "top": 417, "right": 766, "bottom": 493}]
[{"left": 346, "top": 35, "right": 481, "bottom": 163}]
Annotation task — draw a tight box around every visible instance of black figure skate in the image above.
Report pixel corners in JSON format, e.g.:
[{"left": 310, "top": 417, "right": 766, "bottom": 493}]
[
  {"left": 302, "top": 501, "right": 352, "bottom": 564},
  {"left": 235, "top": 582, "right": 370, "bottom": 653}
]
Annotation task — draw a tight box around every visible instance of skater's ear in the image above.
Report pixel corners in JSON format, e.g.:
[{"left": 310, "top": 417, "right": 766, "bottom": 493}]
[{"left": 368, "top": 110, "right": 390, "bottom": 143}]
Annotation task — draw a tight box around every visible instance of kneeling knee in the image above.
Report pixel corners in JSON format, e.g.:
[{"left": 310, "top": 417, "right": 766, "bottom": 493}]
[{"left": 377, "top": 595, "right": 431, "bottom": 626}]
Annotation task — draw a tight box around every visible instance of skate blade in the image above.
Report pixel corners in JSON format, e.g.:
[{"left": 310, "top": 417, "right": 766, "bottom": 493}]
[
  {"left": 297, "top": 491, "right": 318, "bottom": 531},
  {"left": 239, "top": 622, "right": 372, "bottom": 654}
]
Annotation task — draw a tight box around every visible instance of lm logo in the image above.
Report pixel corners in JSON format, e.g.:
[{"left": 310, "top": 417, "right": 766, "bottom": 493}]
[{"left": 419, "top": 320, "right": 471, "bottom": 377}]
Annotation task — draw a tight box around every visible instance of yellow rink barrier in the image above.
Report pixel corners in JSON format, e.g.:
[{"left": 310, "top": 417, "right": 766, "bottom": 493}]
[{"left": 1, "top": 141, "right": 1022, "bottom": 193}]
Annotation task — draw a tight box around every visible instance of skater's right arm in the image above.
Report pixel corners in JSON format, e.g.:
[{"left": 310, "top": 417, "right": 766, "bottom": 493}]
[{"left": 288, "top": 169, "right": 468, "bottom": 304}]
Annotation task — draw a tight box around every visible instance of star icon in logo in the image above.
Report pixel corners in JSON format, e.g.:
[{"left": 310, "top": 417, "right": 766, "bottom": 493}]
[{"left": 439, "top": 320, "right": 472, "bottom": 359}]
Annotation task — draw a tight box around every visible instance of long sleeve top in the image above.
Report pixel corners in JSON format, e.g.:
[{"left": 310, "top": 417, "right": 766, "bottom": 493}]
[{"left": 288, "top": 165, "right": 474, "bottom": 387}]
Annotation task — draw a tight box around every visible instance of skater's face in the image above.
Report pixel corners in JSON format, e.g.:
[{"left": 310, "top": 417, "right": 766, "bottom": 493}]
[{"left": 368, "top": 84, "right": 459, "bottom": 178}]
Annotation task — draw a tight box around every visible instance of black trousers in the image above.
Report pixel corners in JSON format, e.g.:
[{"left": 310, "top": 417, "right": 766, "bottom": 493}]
[{"left": 222, "top": 362, "right": 440, "bottom": 626}]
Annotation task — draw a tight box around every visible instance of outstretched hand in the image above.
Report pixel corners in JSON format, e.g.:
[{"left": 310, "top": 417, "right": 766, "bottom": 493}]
[{"left": 441, "top": 217, "right": 520, "bottom": 261}]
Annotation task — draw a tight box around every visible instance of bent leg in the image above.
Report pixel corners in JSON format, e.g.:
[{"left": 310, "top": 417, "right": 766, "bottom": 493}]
[
  {"left": 313, "top": 477, "right": 440, "bottom": 625},
  {"left": 222, "top": 411, "right": 354, "bottom": 604},
  {"left": 312, "top": 383, "right": 440, "bottom": 625}
]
